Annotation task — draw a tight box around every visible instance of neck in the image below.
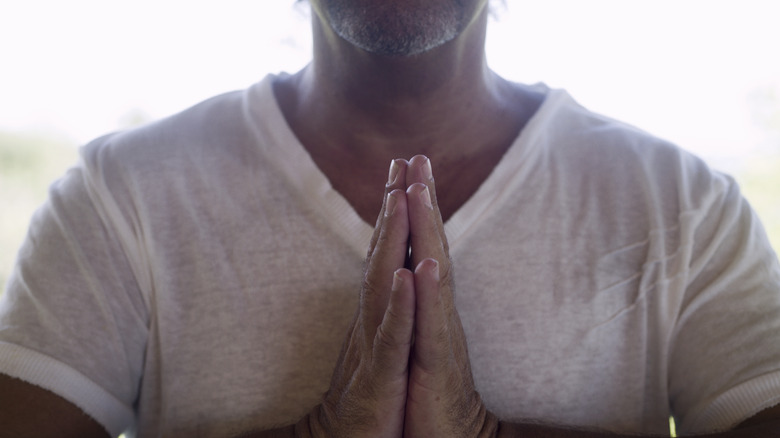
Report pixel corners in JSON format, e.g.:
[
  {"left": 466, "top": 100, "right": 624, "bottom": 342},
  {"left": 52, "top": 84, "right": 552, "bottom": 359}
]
[
  {"left": 279, "top": 5, "right": 515, "bottom": 161},
  {"left": 272, "top": 4, "right": 543, "bottom": 223}
]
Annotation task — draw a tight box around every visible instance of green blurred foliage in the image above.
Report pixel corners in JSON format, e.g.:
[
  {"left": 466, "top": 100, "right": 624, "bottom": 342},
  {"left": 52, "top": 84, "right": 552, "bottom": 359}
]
[
  {"left": 0, "top": 131, "right": 78, "bottom": 295},
  {"left": 738, "top": 154, "right": 780, "bottom": 254},
  {"left": 742, "top": 81, "right": 780, "bottom": 254}
]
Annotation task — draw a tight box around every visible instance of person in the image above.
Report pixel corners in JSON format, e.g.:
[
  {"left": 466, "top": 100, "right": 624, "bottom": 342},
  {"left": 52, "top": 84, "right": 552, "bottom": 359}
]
[{"left": 1, "top": 0, "right": 779, "bottom": 436}]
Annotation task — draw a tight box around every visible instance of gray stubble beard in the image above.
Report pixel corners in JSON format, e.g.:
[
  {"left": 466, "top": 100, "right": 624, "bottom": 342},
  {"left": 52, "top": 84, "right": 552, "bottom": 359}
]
[{"left": 324, "top": 0, "right": 465, "bottom": 56}]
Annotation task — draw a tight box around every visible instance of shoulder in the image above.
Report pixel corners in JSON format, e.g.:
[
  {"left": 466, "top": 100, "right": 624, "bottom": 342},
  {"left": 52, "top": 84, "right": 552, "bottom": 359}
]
[
  {"left": 81, "top": 87, "right": 247, "bottom": 173},
  {"left": 529, "top": 86, "right": 733, "bottom": 213},
  {"left": 72, "top": 75, "right": 285, "bottom": 198},
  {"left": 79, "top": 74, "right": 287, "bottom": 175}
]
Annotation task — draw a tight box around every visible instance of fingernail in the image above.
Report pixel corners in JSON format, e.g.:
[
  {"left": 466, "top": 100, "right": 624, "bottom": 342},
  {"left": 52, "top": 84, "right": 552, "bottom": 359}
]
[
  {"left": 430, "top": 259, "right": 440, "bottom": 282},
  {"left": 422, "top": 158, "right": 433, "bottom": 181},
  {"left": 387, "top": 159, "right": 400, "bottom": 185},
  {"left": 417, "top": 258, "right": 440, "bottom": 281},
  {"left": 392, "top": 270, "right": 403, "bottom": 291},
  {"left": 420, "top": 186, "right": 433, "bottom": 209},
  {"left": 385, "top": 191, "right": 397, "bottom": 217}
]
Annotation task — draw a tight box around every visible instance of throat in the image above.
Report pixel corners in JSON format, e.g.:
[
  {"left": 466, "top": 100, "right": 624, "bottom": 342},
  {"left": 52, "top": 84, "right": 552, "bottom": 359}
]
[{"left": 272, "top": 71, "right": 545, "bottom": 225}]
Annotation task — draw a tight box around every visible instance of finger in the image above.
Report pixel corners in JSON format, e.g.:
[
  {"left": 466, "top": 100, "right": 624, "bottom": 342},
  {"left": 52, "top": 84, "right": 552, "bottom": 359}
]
[
  {"left": 406, "top": 182, "right": 448, "bottom": 278},
  {"left": 405, "top": 155, "right": 447, "bottom": 253},
  {"left": 405, "top": 155, "right": 438, "bottom": 205},
  {"left": 362, "top": 188, "right": 410, "bottom": 332},
  {"left": 412, "top": 258, "right": 451, "bottom": 374},
  {"left": 367, "top": 158, "right": 408, "bottom": 258},
  {"left": 372, "top": 268, "right": 416, "bottom": 381}
]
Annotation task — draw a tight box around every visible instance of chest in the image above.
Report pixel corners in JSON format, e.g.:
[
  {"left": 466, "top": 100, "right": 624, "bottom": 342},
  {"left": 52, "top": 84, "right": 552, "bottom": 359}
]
[
  {"left": 130, "top": 163, "right": 680, "bottom": 435},
  {"left": 135, "top": 209, "right": 674, "bottom": 437}
]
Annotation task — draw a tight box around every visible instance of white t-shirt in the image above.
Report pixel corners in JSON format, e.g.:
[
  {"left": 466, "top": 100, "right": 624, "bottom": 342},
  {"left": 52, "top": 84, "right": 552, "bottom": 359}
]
[{"left": 1, "top": 74, "right": 779, "bottom": 437}]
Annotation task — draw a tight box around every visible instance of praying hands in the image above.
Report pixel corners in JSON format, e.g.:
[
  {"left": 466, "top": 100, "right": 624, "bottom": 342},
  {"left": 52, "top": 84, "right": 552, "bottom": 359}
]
[{"left": 292, "top": 155, "right": 497, "bottom": 438}]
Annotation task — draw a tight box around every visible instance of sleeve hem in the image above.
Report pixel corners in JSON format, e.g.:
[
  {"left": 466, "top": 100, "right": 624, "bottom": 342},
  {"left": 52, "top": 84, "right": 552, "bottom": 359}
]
[
  {"left": 680, "top": 370, "right": 780, "bottom": 434},
  {"left": 0, "top": 341, "right": 134, "bottom": 437}
]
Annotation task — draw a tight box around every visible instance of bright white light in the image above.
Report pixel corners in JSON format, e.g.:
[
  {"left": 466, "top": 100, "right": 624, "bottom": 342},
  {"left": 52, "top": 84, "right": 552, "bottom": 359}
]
[
  {"left": 0, "top": 1, "right": 312, "bottom": 142},
  {"left": 487, "top": 0, "right": 780, "bottom": 170},
  {"left": 1, "top": 0, "right": 779, "bottom": 172}
]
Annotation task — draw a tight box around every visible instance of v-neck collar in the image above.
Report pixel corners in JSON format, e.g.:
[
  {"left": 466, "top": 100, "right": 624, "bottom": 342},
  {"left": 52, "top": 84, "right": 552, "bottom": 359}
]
[{"left": 245, "top": 74, "right": 563, "bottom": 258}]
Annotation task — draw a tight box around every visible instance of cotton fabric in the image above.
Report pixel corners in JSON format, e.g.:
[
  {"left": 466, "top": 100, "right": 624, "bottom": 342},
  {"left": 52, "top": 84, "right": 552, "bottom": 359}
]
[{"left": 1, "top": 74, "right": 779, "bottom": 437}]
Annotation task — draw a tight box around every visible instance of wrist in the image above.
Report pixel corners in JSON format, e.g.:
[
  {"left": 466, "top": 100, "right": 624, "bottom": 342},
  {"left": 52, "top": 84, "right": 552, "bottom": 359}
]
[
  {"left": 475, "top": 405, "right": 500, "bottom": 438},
  {"left": 293, "top": 404, "right": 329, "bottom": 438}
]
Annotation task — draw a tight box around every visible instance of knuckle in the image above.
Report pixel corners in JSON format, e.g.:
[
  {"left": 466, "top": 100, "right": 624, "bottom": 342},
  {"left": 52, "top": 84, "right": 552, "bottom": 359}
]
[
  {"left": 435, "top": 322, "right": 451, "bottom": 348},
  {"left": 439, "top": 261, "right": 456, "bottom": 292},
  {"left": 442, "top": 258, "right": 455, "bottom": 282},
  {"left": 375, "top": 319, "right": 407, "bottom": 351},
  {"left": 376, "top": 224, "right": 395, "bottom": 245},
  {"left": 360, "top": 276, "right": 381, "bottom": 300},
  {"left": 367, "top": 232, "right": 393, "bottom": 265},
  {"left": 374, "top": 325, "right": 396, "bottom": 351}
]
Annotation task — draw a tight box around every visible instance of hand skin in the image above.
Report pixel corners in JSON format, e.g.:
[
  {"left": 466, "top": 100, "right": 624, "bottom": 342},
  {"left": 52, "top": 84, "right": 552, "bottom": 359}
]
[
  {"left": 309, "top": 159, "right": 416, "bottom": 438},
  {"left": 402, "top": 155, "right": 499, "bottom": 438}
]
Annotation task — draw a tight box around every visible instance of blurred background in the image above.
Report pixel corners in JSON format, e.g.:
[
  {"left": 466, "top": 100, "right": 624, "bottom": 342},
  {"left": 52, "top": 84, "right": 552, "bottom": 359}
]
[{"left": 2, "top": 0, "right": 779, "bottom": 295}]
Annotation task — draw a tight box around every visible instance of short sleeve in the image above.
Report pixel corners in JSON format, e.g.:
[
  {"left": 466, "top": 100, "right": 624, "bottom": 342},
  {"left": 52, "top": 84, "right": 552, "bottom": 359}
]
[
  {"left": 0, "top": 158, "right": 149, "bottom": 437},
  {"left": 669, "top": 169, "right": 780, "bottom": 434}
]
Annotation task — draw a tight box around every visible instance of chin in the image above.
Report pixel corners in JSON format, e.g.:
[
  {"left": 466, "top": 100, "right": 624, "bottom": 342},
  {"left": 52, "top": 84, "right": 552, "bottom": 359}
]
[{"left": 323, "top": 0, "right": 468, "bottom": 56}]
